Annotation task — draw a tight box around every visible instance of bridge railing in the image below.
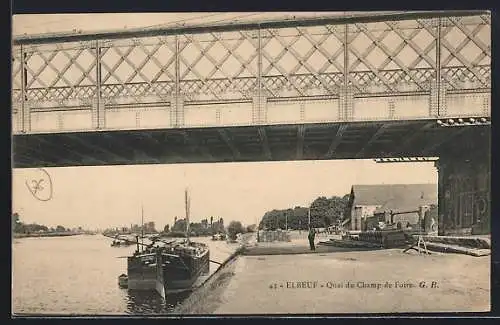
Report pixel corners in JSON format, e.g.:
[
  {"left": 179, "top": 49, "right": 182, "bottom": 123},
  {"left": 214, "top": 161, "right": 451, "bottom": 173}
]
[{"left": 11, "top": 12, "right": 490, "bottom": 134}]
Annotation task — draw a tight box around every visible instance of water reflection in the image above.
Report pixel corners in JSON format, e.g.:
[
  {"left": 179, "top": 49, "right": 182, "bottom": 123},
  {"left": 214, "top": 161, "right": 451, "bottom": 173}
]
[
  {"left": 12, "top": 235, "right": 238, "bottom": 315},
  {"left": 125, "top": 289, "right": 191, "bottom": 315}
]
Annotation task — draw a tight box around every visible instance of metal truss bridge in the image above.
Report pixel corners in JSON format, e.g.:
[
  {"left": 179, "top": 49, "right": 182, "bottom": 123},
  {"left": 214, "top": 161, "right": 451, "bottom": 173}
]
[{"left": 11, "top": 11, "right": 490, "bottom": 167}]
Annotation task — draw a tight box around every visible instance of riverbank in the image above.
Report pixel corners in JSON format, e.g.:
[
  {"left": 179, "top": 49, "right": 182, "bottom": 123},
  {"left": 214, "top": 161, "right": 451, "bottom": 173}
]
[
  {"left": 171, "top": 233, "right": 254, "bottom": 314},
  {"left": 174, "top": 233, "right": 490, "bottom": 314},
  {"left": 13, "top": 232, "right": 85, "bottom": 238},
  {"left": 172, "top": 250, "right": 241, "bottom": 314}
]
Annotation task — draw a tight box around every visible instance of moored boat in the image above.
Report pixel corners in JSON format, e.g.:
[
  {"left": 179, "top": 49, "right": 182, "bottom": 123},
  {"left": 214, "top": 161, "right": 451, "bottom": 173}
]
[
  {"left": 124, "top": 188, "right": 210, "bottom": 298},
  {"left": 118, "top": 273, "right": 128, "bottom": 288},
  {"left": 106, "top": 233, "right": 136, "bottom": 247},
  {"left": 111, "top": 239, "right": 134, "bottom": 247}
]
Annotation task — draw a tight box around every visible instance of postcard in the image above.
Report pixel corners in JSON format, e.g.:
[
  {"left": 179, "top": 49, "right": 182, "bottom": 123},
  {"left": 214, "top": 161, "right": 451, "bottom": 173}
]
[{"left": 11, "top": 11, "right": 491, "bottom": 316}]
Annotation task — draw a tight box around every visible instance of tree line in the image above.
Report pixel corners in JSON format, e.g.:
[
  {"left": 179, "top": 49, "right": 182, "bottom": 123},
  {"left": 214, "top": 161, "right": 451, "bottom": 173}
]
[
  {"left": 164, "top": 216, "right": 226, "bottom": 237},
  {"left": 258, "top": 194, "right": 350, "bottom": 230},
  {"left": 166, "top": 217, "right": 256, "bottom": 240},
  {"left": 12, "top": 213, "right": 76, "bottom": 234}
]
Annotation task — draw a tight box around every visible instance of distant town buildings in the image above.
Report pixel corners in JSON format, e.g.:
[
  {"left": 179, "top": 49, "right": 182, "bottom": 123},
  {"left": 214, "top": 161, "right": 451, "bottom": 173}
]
[{"left": 171, "top": 216, "right": 225, "bottom": 235}]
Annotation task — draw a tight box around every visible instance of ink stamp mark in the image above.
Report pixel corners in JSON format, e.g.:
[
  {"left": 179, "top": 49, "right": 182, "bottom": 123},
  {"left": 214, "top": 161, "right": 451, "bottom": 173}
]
[{"left": 26, "top": 168, "right": 53, "bottom": 201}]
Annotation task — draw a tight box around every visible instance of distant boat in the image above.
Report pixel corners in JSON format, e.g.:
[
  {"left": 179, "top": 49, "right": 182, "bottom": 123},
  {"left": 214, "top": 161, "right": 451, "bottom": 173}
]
[
  {"left": 106, "top": 234, "right": 135, "bottom": 247},
  {"left": 211, "top": 233, "right": 226, "bottom": 241},
  {"left": 110, "top": 240, "right": 134, "bottom": 247},
  {"left": 123, "top": 189, "right": 210, "bottom": 298}
]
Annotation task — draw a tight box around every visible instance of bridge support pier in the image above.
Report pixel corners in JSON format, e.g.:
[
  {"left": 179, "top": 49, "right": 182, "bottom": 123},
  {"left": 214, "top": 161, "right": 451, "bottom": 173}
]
[{"left": 436, "top": 131, "right": 490, "bottom": 236}]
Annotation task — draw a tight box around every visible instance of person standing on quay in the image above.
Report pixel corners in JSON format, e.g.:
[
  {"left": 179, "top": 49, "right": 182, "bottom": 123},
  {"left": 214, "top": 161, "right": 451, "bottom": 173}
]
[{"left": 308, "top": 227, "right": 316, "bottom": 251}]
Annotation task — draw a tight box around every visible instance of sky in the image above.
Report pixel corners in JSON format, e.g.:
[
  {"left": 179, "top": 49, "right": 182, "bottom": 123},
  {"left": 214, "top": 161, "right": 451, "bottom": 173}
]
[
  {"left": 11, "top": 13, "right": 437, "bottom": 230},
  {"left": 12, "top": 160, "right": 437, "bottom": 230},
  {"left": 12, "top": 12, "right": 353, "bottom": 36}
]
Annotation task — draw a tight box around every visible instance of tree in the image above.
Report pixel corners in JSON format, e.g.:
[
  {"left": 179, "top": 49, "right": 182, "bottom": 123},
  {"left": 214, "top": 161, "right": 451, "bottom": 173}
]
[
  {"left": 246, "top": 224, "right": 257, "bottom": 233},
  {"left": 12, "top": 212, "right": 19, "bottom": 224},
  {"left": 172, "top": 219, "right": 187, "bottom": 232},
  {"left": 210, "top": 216, "right": 213, "bottom": 228},
  {"left": 145, "top": 221, "right": 156, "bottom": 233},
  {"left": 227, "top": 221, "right": 244, "bottom": 240},
  {"left": 56, "top": 225, "right": 66, "bottom": 232},
  {"left": 258, "top": 195, "right": 350, "bottom": 229},
  {"left": 12, "top": 213, "right": 23, "bottom": 233},
  {"left": 163, "top": 224, "right": 170, "bottom": 233},
  {"left": 342, "top": 193, "right": 352, "bottom": 221},
  {"left": 308, "top": 195, "right": 350, "bottom": 227}
]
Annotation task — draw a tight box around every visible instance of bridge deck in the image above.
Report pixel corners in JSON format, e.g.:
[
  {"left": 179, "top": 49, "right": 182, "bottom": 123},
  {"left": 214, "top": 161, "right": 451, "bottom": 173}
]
[{"left": 13, "top": 120, "right": 490, "bottom": 168}]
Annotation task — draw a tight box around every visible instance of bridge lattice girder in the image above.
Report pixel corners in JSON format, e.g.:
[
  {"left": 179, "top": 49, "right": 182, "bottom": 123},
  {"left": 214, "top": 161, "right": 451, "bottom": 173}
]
[{"left": 12, "top": 12, "right": 490, "bottom": 120}]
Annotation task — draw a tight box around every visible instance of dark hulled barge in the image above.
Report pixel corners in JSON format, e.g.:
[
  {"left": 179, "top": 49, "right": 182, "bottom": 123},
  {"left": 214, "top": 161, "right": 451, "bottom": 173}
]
[
  {"left": 121, "top": 189, "right": 210, "bottom": 298},
  {"left": 126, "top": 240, "right": 209, "bottom": 296}
]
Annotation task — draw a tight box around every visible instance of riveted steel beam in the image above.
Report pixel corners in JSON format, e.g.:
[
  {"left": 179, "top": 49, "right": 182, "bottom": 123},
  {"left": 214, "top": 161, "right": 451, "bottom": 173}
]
[
  {"left": 355, "top": 124, "right": 390, "bottom": 158},
  {"left": 325, "top": 124, "right": 348, "bottom": 158},
  {"left": 296, "top": 125, "right": 306, "bottom": 160},
  {"left": 398, "top": 122, "right": 436, "bottom": 154},
  {"left": 421, "top": 127, "right": 470, "bottom": 156},
  {"left": 181, "top": 131, "right": 215, "bottom": 162},
  {"left": 13, "top": 11, "right": 487, "bottom": 45},
  {"left": 66, "top": 133, "right": 130, "bottom": 163},
  {"left": 257, "top": 127, "right": 272, "bottom": 160},
  {"left": 14, "top": 139, "right": 71, "bottom": 165},
  {"left": 218, "top": 129, "right": 241, "bottom": 160}
]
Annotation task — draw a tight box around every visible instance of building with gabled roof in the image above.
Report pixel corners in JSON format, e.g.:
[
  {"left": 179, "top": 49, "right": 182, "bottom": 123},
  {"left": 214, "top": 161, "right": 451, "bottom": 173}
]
[{"left": 347, "top": 184, "right": 437, "bottom": 231}]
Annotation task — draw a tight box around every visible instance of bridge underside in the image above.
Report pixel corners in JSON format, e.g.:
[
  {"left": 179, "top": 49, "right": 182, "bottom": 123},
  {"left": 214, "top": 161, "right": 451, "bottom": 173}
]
[
  {"left": 12, "top": 121, "right": 491, "bottom": 236},
  {"left": 12, "top": 120, "right": 489, "bottom": 168}
]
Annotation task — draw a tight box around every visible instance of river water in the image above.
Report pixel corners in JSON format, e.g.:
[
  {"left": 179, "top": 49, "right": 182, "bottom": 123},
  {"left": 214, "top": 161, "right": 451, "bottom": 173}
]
[{"left": 12, "top": 234, "right": 240, "bottom": 315}]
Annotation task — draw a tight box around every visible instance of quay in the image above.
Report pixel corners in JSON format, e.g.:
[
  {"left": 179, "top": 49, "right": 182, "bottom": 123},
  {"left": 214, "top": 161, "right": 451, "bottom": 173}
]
[{"left": 173, "top": 231, "right": 490, "bottom": 314}]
